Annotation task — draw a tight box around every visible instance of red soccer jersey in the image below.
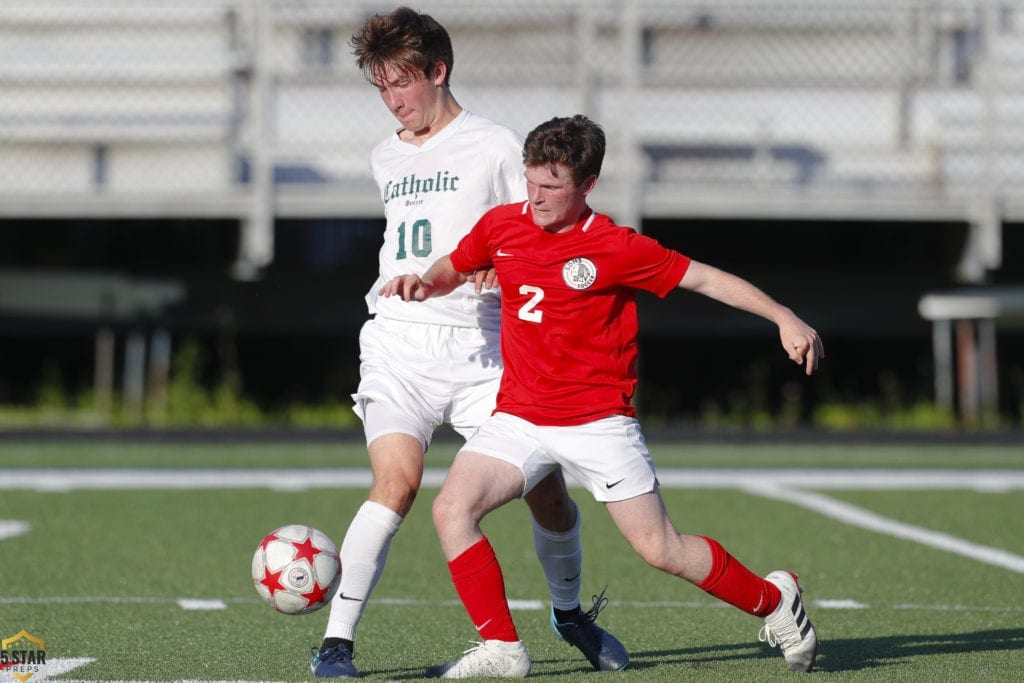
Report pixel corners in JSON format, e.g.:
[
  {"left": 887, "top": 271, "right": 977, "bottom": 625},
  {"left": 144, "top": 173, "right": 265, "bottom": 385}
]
[{"left": 450, "top": 201, "right": 690, "bottom": 425}]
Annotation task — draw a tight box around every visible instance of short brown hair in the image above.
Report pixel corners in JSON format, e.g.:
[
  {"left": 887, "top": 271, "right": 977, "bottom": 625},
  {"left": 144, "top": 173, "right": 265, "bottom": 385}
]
[
  {"left": 350, "top": 6, "right": 454, "bottom": 86},
  {"left": 523, "top": 115, "right": 605, "bottom": 186}
]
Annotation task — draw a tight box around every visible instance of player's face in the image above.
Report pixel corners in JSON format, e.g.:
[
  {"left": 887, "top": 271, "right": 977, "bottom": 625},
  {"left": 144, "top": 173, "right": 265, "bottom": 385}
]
[
  {"left": 371, "top": 61, "right": 445, "bottom": 135},
  {"left": 525, "top": 163, "right": 595, "bottom": 234}
]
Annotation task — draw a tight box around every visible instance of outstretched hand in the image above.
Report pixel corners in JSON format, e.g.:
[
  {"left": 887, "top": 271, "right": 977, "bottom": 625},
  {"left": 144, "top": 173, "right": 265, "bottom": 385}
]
[
  {"left": 778, "top": 313, "right": 824, "bottom": 375},
  {"left": 467, "top": 267, "right": 499, "bottom": 293},
  {"left": 379, "top": 274, "right": 431, "bottom": 301}
]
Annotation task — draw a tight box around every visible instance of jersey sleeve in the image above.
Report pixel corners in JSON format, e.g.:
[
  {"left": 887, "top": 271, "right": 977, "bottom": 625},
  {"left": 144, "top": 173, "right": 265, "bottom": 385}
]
[
  {"left": 450, "top": 210, "right": 495, "bottom": 274},
  {"left": 616, "top": 230, "right": 690, "bottom": 297},
  {"left": 489, "top": 128, "right": 527, "bottom": 204}
]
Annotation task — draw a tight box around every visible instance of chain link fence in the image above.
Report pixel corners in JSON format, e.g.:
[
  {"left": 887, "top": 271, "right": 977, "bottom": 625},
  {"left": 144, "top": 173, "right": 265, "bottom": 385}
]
[
  {"left": 1, "top": 0, "right": 1022, "bottom": 273},
  {"left": 3, "top": 0, "right": 1024, "bottom": 425}
]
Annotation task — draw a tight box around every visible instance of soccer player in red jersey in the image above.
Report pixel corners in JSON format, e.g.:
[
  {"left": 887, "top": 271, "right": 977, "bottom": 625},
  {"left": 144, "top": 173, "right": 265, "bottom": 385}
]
[
  {"left": 310, "top": 10, "right": 626, "bottom": 679},
  {"left": 382, "top": 115, "right": 823, "bottom": 678}
]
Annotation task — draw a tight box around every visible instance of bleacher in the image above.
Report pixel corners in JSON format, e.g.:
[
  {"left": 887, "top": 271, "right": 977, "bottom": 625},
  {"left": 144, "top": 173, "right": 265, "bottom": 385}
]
[
  {"left": 0, "top": 2, "right": 239, "bottom": 195},
  {"left": 3, "top": 0, "right": 1023, "bottom": 423},
  {"left": 1, "top": 0, "right": 1023, "bottom": 260}
]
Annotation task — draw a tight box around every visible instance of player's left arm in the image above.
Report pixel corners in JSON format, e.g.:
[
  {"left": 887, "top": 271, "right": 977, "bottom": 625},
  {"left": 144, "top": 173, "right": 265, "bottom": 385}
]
[
  {"left": 466, "top": 267, "right": 499, "bottom": 293},
  {"left": 380, "top": 255, "right": 469, "bottom": 301},
  {"left": 678, "top": 259, "right": 824, "bottom": 375}
]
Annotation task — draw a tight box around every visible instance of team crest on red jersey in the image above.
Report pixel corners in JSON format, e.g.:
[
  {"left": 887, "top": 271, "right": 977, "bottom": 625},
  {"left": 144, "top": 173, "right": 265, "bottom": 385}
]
[{"left": 562, "top": 257, "right": 597, "bottom": 290}]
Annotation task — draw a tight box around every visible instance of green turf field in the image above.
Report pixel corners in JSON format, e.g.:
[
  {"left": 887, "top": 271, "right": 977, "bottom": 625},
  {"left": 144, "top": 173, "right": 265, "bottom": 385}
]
[{"left": 1, "top": 438, "right": 1022, "bottom": 681}]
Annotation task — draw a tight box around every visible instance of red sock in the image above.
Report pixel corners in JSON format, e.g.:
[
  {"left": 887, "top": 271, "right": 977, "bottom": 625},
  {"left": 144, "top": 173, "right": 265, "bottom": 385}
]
[
  {"left": 448, "top": 537, "right": 519, "bottom": 642},
  {"left": 696, "top": 536, "right": 780, "bottom": 617}
]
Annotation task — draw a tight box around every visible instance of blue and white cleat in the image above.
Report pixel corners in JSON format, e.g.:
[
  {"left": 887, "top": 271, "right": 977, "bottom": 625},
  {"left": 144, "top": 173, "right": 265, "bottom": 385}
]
[
  {"left": 310, "top": 642, "right": 358, "bottom": 678},
  {"left": 550, "top": 587, "right": 629, "bottom": 671}
]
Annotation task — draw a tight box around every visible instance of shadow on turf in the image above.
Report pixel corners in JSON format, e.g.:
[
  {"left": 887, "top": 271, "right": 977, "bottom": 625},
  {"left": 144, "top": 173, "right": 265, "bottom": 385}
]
[
  {"left": 360, "top": 628, "right": 1024, "bottom": 677},
  {"left": 616, "top": 628, "right": 1024, "bottom": 674},
  {"left": 357, "top": 644, "right": 774, "bottom": 678},
  {"left": 808, "top": 627, "right": 1024, "bottom": 673}
]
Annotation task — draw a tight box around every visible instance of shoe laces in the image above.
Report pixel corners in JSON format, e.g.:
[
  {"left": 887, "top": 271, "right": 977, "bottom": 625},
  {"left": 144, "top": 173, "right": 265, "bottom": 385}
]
[
  {"left": 759, "top": 615, "right": 801, "bottom": 650},
  {"left": 579, "top": 586, "right": 610, "bottom": 625},
  {"left": 311, "top": 643, "right": 352, "bottom": 665},
  {"left": 757, "top": 624, "right": 779, "bottom": 648}
]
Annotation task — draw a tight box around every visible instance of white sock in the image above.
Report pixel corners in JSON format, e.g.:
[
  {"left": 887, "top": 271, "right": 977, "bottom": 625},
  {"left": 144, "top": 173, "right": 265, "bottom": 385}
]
[
  {"left": 323, "top": 501, "right": 403, "bottom": 641},
  {"left": 532, "top": 501, "right": 583, "bottom": 611}
]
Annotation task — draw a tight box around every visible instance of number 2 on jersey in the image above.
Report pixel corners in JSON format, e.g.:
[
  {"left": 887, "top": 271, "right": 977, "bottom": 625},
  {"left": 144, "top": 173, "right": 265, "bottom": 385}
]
[
  {"left": 518, "top": 285, "right": 543, "bottom": 323},
  {"left": 396, "top": 219, "right": 432, "bottom": 259}
]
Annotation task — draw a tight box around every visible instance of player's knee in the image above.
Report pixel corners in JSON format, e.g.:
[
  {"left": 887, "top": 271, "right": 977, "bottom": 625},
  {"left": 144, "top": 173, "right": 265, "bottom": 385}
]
[
  {"left": 369, "top": 474, "right": 421, "bottom": 518},
  {"left": 525, "top": 481, "right": 568, "bottom": 507},
  {"left": 432, "top": 487, "right": 485, "bottom": 535},
  {"left": 431, "top": 491, "right": 457, "bottom": 536},
  {"left": 524, "top": 473, "right": 575, "bottom": 530},
  {"left": 524, "top": 493, "right": 575, "bottom": 531}
]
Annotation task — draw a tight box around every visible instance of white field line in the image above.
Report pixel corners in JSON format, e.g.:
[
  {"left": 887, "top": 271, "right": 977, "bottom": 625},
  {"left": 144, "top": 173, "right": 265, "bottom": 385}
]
[
  {"left": 2, "top": 468, "right": 1022, "bottom": 575},
  {"left": 0, "top": 594, "right": 1016, "bottom": 683},
  {"left": 2, "top": 467, "right": 1024, "bottom": 491},
  {"left": 177, "top": 599, "right": 227, "bottom": 610},
  {"left": 1, "top": 468, "right": 1016, "bottom": 683},
  {"left": 33, "top": 599, "right": 1024, "bottom": 683},
  {"left": 0, "top": 594, "right": 1020, "bottom": 614},
  {"left": 0, "top": 520, "right": 30, "bottom": 539},
  {"left": 743, "top": 482, "right": 1024, "bottom": 574}
]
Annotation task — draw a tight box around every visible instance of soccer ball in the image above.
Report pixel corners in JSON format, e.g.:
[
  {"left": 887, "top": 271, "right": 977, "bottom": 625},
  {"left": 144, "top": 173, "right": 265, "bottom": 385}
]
[{"left": 252, "top": 524, "right": 341, "bottom": 615}]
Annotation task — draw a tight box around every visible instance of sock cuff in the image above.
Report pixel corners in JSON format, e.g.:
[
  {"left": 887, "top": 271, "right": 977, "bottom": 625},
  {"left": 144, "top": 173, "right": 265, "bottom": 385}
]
[
  {"left": 357, "top": 500, "right": 403, "bottom": 535},
  {"left": 448, "top": 536, "right": 495, "bottom": 581},
  {"left": 696, "top": 535, "right": 729, "bottom": 591},
  {"left": 531, "top": 500, "right": 580, "bottom": 541},
  {"left": 756, "top": 580, "right": 783, "bottom": 617}
]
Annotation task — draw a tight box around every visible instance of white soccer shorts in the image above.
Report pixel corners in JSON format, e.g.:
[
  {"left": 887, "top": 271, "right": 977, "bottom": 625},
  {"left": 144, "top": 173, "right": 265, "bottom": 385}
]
[
  {"left": 352, "top": 316, "right": 502, "bottom": 449},
  {"left": 460, "top": 412, "right": 659, "bottom": 502}
]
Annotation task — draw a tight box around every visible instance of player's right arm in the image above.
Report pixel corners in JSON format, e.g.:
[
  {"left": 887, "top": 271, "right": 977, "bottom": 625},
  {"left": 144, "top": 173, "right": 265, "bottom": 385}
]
[
  {"left": 678, "top": 259, "right": 824, "bottom": 375},
  {"left": 379, "top": 255, "right": 469, "bottom": 301}
]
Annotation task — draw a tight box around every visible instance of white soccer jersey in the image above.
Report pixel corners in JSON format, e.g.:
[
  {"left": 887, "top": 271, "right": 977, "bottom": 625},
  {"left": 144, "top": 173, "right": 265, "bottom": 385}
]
[{"left": 364, "top": 110, "right": 526, "bottom": 331}]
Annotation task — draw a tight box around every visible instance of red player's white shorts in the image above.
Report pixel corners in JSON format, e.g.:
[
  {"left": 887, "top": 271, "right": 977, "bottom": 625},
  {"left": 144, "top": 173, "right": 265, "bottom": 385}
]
[{"left": 461, "top": 411, "right": 659, "bottom": 502}]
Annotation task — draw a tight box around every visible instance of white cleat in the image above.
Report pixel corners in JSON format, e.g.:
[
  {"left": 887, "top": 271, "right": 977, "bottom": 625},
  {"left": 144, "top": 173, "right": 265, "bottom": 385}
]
[
  {"left": 759, "top": 570, "right": 818, "bottom": 672},
  {"left": 425, "top": 639, "right": 531, "bottom": 679}
]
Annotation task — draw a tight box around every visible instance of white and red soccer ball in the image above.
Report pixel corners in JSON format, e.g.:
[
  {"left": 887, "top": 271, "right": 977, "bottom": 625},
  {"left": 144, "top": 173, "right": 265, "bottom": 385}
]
[{"left": 252, "top": 524, "right": 341, "bottom": 615}]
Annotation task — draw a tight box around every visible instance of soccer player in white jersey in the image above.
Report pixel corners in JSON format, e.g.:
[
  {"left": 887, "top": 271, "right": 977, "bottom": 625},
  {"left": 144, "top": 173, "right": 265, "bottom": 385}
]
[{"left": 309, "top": 8, "right": 627, "bottom": 678}]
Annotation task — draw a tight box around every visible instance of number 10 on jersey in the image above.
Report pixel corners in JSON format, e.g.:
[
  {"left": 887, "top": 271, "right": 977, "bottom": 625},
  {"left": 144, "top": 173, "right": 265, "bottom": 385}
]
[{"left": 396, "top": 219, "right": 432, "bottom": 259}]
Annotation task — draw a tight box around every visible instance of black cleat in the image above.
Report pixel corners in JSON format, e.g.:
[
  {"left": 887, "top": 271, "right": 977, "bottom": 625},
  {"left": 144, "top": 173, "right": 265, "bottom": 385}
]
[
  {"left": 310, "top": 642, "right": 358, "bottom": 678},
  {"left": 550, "top": 587, "right": 629, "bottom": 671}
]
